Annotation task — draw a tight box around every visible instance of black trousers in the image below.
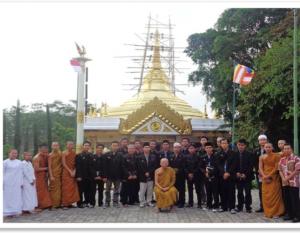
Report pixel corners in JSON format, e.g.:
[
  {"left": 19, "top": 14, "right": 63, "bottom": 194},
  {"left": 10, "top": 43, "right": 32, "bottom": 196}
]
[
  {"left": 205, "top": 178, "right": 219, "bottom": 209},
  {"left": 133, "top": 180, "right": 140, "bottom": 203},
  {"left": 220, "top": 178, "right": 236, "bottom": 211},
  {"left": 96, "top": 180, "right": 104, "bottom": 206},
  {"left": 256, "top": 176, "right": 263, "bottom": 210},
  {"left": 120, "top": 180, "right": 137, "bottom": 205},
  {"left": 77, "top": 179, "right": 96, "bottom": 206},
  {"left": 236, "top": 179, "right": 252, "bottom": 210},
  {"left": 187, "top": 175, "right": 202, "bottom": 206},
  {"left": 175, "top": 174, "right": 185, "bottom": 205},
  {"left": 282, "top": 186, "right": 290, "bottom": 216},
  {"left": 288, "top": 186, "right": 300, "bottom": 219}
]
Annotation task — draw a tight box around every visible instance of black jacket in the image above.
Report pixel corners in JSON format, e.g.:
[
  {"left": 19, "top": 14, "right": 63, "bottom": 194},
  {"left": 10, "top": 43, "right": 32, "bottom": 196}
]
[
  {"left": 236, "top": 150, "right": 255, "bottom": 182},
  {"left": 181, "top": 148, "right": 189, "bottom": 156},
  {"left": 158, "top": 150, "right": 173, "bottom": 163},
  {"left": 90, "top": 154, "right": 105, "bottom": 179},
  {"left": 137, "top": 153, "right": 157, "bottom": 182},
  {"left": 216, "top": 149, "right": 238, "bottom": 180},
  {"left": 199, "top": 153, "right": 219, "bottom": 181},
  {"left": 102, "top": 151, "right": 124, "bottom": 180},
  {"left": 75, "top": 151, "right": 94, "bottom": 179},
  {"left": 197, "top": 147, "right": 206, "bottom": 157},
  {"left": 169, "top": 152, "right": 186, "bottom": 178},
  {"left": 122, "top": 154, "right": 138, "bottom": 180},
  {"left": 253, "top": 147, "right": 266, "bottom": 177},
  {"left": 185, "top": 153, "right": 201, "bottom": 177},
  {"left": 118, "top": 147, "right": 128, "bottom": 157}
]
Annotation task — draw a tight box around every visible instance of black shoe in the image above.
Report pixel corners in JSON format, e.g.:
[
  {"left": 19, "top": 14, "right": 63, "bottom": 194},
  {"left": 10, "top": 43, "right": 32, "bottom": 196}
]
[
  {"left": 235, "top": 208, "right": 242, "bottom": 212},
  {"left": 255, "top": 208, "right": 263, "bottom": 213},
  {"left": 197, "top": 204, "right": 202, "bottom": 208},
  {"left": 177, "top": 204, "right": 184, "bottom": 208},
  {"left": 246, "top": 209, "right": 252, "bottom": 213},
  {"left": 187, "top": 204, "right": 193, "bottom": 208},
  {"left": 77, "top": 205, "right": 84, "bottom": 208},
  {"left": 283, "top": 215, "right": 292, "bottom": 221},
  {"left": 292, "top": 218, "right": 300, "bottom": 223}
]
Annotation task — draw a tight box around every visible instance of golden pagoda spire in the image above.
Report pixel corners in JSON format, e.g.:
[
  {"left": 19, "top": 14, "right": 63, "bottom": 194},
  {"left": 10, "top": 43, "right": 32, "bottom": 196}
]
[
  {"left": 139, "top": 29, "right": 172, "bottom": 94},
  {"left": 152, "top": 30, "right": 162, "bottom": 70}
]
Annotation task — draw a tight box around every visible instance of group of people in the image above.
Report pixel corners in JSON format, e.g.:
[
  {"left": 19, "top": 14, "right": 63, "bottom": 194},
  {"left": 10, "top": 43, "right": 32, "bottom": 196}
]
[{"left": 3, "top": 135, "right": 300, "bottom": 222}]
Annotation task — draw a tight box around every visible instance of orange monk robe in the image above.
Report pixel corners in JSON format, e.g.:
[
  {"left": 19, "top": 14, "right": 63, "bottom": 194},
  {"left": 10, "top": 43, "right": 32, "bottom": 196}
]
[
  {"left": 61, "top": 150, "right": 80, "bottom": 206},
  {"left": 260, "top": 153, "right": 285, "bottom": 218},
  {"left": 33, "top": 153, "right": 52, "bottom": 209},
  {"left": 48, "top": 151, "right": 63, "bottom": 208},
  {"left": 154, "top": 167, "right": 177, "bottom": 209}
]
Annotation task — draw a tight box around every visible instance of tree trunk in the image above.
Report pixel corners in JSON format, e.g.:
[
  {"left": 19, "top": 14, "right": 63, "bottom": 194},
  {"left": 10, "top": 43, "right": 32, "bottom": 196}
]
[
  {"left": 14, "top": 100, "right": 21, "bottom": 153},
  {"left": 46, "top": 104, "right": 52, "bottom": 151},
  {"left": 33, "top": 122, "right": 38, "bottom": 155}
]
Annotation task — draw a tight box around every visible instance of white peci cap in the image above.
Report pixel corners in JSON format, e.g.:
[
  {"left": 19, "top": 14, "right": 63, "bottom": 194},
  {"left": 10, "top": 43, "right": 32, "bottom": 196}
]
[
  {"left": 258, "top": 134, "right": 267, "bottom": 140},
  {"left": 173, "top": 142, "right": 181, "bottom": 147}
]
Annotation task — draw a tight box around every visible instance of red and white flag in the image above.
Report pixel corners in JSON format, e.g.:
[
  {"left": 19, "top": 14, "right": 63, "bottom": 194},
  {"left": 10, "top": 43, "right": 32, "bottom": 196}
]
[
  {"left": 70, "top": 58, "right": 81, "bottom": 72},
  {"left": 233, "top": 64, "right": 255, "bottom": 86}
]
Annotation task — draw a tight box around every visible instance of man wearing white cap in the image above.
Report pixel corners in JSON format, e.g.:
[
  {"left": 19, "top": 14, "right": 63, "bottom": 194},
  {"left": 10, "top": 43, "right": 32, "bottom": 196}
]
[{"left": 253, "top": 134, "right": 268, "bottom": 212}]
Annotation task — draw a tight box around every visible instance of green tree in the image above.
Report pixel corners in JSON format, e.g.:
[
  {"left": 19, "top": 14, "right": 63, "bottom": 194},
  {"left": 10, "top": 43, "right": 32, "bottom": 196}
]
[
  {"left": 185, "top": 8, "right": 297, "bottom": 147},
  {"left": 3, "top": 100, "right": 77, "bottom": 156}
]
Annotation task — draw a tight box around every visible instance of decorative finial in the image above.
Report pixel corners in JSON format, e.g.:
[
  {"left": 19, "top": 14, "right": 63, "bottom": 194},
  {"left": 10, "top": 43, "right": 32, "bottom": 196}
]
[{"left": 75, "top": 42, "right": 86, "bottom": 57}]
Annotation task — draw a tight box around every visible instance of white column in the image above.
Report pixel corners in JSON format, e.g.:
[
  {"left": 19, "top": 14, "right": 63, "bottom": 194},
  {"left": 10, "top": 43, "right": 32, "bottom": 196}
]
[{"left": 75, "top": 56, "right": 91, "bottom": 153}]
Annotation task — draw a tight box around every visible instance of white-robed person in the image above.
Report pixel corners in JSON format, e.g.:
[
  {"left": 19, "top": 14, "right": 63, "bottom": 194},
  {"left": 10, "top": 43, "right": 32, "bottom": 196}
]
[
  {"left": 3, "top": 149, "right": 23, "bottom": 217},
  {"left": 22, "top": 152, "right": 38, "bottom": 214}
]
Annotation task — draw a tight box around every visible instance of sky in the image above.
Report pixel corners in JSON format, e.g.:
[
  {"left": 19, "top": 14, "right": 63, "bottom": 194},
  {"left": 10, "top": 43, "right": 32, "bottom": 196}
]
[{"left": 0, "top": 2, "right": 230, "bottom": 117}]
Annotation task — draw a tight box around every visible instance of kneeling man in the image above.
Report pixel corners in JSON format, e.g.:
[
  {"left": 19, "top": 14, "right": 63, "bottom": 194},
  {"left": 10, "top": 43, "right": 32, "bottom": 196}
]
[{"left": 154, "top": 158, "right": 177, "bottom": 212}]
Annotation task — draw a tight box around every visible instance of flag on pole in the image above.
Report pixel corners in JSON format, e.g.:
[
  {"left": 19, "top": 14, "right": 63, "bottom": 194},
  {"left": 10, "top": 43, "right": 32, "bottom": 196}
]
[
  {"left": 70, "top": 58, "right": 81, "bottom": 72},
  {"left": 233, "top": 64, "right": 255, "bottom": 86}
]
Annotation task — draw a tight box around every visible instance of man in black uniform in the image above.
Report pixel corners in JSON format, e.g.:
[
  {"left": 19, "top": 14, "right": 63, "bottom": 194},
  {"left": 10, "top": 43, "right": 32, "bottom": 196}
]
[
  {"left": 185, "top": 143, "right": 204, "bottom": 209},
  {"left": 75, "top": 141, "right": 95, "bottom": 208},
  {"left": 102, "top": 141, "right": 124, "bottom": 208},
  {"left": 134, "top": 140, "right": 143, "bottom": 155},
  {"left": 235, "top": 139, "right": 254, "bottom": 213},
  {"left": 181, "top": 137, "right": 190, "bottom": 155},
  {"left": 169, "top": 142, "right": 186, "bottom": 208},
  {"left": 158, "top": 140, "right": 173, "bottom": 163},
  {"left": 137, "top": 142, "right": 158, "bottom": 207},
  {"left": 198, "top": 136, "right": 208, "bottom": 157},
  {"left": 91, "top": 143, "right": 106, "bottom": 207},
  {"left": 149, "top": 140, "right": 159, "bottom": 204},
  {"left": 200, "top": 142, "right": 219, "bottom": 212},
  {"left": 118, "top": 138, "right": 128, "bottom": 155},
  {"left": 198, "top": 136, "right": 208, "bottom": 205},
  {"left": 253, "top": 134, "right": 268, "bottom": 212},
  {"left": 120, "top": 144, "right": 138, "bottom": 206},
  {"left": 217, "top": 138, "right": 238, "bottom": 214}
]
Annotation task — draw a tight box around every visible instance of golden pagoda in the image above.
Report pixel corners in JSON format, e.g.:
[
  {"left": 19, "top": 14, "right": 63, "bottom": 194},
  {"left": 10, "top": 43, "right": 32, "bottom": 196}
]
[
  {"left": 84, "top": 28, "right": 228, "bottom": 145},
  {"left": 106, "top": 30, "right": 204, "bottom": 120}
]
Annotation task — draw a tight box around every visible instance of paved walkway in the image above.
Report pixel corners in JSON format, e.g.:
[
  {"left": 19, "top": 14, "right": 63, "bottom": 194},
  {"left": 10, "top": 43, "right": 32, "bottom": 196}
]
[{"left": 4, "top": 190, "right": 285, "bottom": 223}]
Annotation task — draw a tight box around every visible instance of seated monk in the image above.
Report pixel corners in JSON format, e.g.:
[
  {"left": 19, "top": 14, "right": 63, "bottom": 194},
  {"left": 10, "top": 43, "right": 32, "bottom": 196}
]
[{"left": 154, "top": 158, "right": 177, "bottom": 212}]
